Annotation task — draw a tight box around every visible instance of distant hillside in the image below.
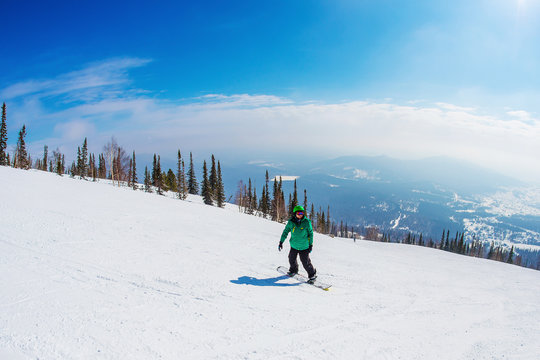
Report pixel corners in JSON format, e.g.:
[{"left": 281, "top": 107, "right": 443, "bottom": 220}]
[{"left": 223, "top": 155, "right": 540, "bottom": 251}]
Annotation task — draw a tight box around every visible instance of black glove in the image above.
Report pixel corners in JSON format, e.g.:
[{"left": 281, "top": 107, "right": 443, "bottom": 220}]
[
  {"left": 278, "top": 242, "right": 283, "bottom": 251},
  {"left": 308, "top": 245, "right": 313, "bottom": 253}
]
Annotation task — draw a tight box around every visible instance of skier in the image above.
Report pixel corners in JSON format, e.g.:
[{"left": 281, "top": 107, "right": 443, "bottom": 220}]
[{"left": 278, "top": 205, "right": 317, "bottom": 282}]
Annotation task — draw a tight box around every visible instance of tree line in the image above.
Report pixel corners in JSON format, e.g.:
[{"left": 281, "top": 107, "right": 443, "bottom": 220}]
[
  {"left": 0, "top": 103, "right": 225, "bottom": 207},
  {"left": 357, "top": 226, "right": 540, "bottom": 271}
]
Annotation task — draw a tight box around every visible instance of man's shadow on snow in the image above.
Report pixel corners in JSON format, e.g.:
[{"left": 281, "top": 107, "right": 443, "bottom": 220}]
[{"left": 230, "top": 275, "right": 301, "bottom": 287}]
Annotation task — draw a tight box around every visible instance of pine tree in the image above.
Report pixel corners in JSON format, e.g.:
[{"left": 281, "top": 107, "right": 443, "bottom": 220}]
[
  {"left": 128, "top": 159, "right": 133, "bottom": 187},
  {"left": 152, "top": 154, "right": 157, "bottom": 186},
  {"left": 52, "top": 148, "right": 65, "bottom": 175},
  {"left": 216, "top": 161, "right": 226, "bottom": 207},
  {"left": 201, "top": 160, "right": 213, "bottom": 205},
  {"left": 81, "top": 138, "right": 88, "bottom": 178},
  {"left": 458, "top": 233, "right": 465, "bottom": 254},
  {"left": 144, "top": 166, "right": 152, "bottom": 192},
  {"left": 320, "top": 210, "right": 326, "bottom": 233},
  {"left": 270, "top": 176, "right": 286, "bottom": 222},
  {"left": 89, "top": 154, "right": 93, "bottom": 178},
  {"left": 440, "top": 229, "right": 445, "bottom": 249},
  {"left": 271, "top": 177, "right": 279, "bottom": 221},
  {"left": 209, "top": 154, "right": 217, "bottom": 198},
  {"left": 163, "top": 169, "right": 176, "bottom": 192},
  {"left": 187, "top": 152, "right": 198, "bottom": 195},
  {"left": 507, "top": 246, "right": 515, "bottom": 264},
  {"left": 155, "top": 156, "right": 163, "bottom": 195},
  {"left": 260, "top": 185, "right": 269, "bottom": 216},
  {"left": 177, "top": 150, "right": 187, "bottom": 200},
  {"left": 70, "top": 161, "right": 76, "bottom": 177},
  {"left": 75, "top": 146, "right": 82, "bottom": 176},
  {"left": 303, "top": 189, "right": 308, "bottom": 211},
  {"left": 0, "top": 103, "right": 7, "bottom": 166},
  {"left": 265, "top": 170, "right": 271, "bottom": 215},
  {"left": 41, "top": 145, "right": 48, "bottom": 171},
  {"left": 131, "top": 151, "right": 137, "bottom": 189},
  {"left": 247, "top": 178, "right": 254, "bottom": 214},
  {"left": 287, "top": 193, "right": 292, "bottom": 216},
  {"left": 90, "top": 153, "right": 96, "bottom": 180},
  {"left": 15, "top": 125, "right": 28, "bottom": 169},
  {"left": 279, "top": 179, "right": 285, "bottom": 221},
  {"left": 326, "top": 206, "right": 331, "bottom": 234},
  {"left": 292, "top": 179, "right": 298, "bottom": 211},
  {"left": 98, "top": 154, "right": 106, "bottom": 179},
  {"left": 252, "top": 186, "right": 258, "bottom": 214}
]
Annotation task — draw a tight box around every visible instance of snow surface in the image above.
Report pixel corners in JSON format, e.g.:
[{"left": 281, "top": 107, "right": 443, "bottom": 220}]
[{"left": 1, "top": 166, "right": 540, "bottom": 359}]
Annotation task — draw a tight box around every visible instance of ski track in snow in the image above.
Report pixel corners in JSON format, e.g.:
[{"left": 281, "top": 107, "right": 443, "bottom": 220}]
[{"left": 1, "top": 167, "right": 539, "bottom": 359}]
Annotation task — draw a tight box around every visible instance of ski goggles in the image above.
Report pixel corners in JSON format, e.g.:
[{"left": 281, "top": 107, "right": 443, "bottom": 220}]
[{"left": 296, "top": 212, "right": 304, "bottom": 215}]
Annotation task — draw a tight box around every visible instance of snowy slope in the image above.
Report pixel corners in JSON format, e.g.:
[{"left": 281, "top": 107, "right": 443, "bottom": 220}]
[{"left": 1, "top": 166, "right": 539, "bottom": 360}]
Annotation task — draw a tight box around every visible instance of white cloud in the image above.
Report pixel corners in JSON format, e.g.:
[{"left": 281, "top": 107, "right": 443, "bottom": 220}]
[
  {"left": 0, "top": 57, "right": 151, "bottom": 101},
  {"left": 435, "top": 102, "right": 476, "bottom": 112},
  {"left": 507, "top": 110, "right": 537, "bottom": 124},
  {"left": 19, "top": 94, "right": 540, "bottom": 182},
  {"left": 194, "top": 93, "right": 293, "bottom": 107},
  {"left": 3, "top": 58, "right": 540, "bottom": 183},
  {"left": 53, "top": 120, "right": 97, "bottom": 142}
]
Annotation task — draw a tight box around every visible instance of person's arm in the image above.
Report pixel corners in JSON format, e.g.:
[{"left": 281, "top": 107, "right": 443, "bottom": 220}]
[
  {"left": 280, "top": 221, "right": 292, "bottom": 244},
  {"left": 307, "top": 219, "right": 314, "bottom": 246}
]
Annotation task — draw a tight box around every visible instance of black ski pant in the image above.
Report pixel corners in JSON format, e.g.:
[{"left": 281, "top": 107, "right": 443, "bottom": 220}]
[{"left": 288, "top": 248, "right": 316, "bottom": 278}]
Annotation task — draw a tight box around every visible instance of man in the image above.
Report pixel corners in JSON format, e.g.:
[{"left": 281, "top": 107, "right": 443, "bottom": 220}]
[{"left": 278, "top": 205, "right": 317, "bottom": 282}]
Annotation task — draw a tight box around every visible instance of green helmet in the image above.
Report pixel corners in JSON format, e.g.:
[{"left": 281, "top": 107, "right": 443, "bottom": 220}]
[{"left": 293, "top": 205, "right": 305, "bottom": 213}]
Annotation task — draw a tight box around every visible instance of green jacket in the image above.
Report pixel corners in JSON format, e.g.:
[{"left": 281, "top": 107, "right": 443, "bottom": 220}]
[{"left": 280, "top": 217, "right": 313, "bottom": 250}]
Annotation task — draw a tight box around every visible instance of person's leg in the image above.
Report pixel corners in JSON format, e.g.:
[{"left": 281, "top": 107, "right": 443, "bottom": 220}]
[
  {"left": 298, "top": 249, "right": 316, "bottom": 278},
  {"left": 288, "top": 248, "right": 299, "bottom": 274}
]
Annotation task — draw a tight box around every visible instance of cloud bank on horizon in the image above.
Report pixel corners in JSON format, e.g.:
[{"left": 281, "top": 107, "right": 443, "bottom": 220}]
[{"left": 1, "top": 57, "right": 539, "bottom": 183}]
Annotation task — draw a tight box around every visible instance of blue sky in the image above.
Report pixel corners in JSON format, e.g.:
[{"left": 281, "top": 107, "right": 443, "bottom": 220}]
[{"left": 2, "top": 0, "right": 540, "bottom": 181}]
